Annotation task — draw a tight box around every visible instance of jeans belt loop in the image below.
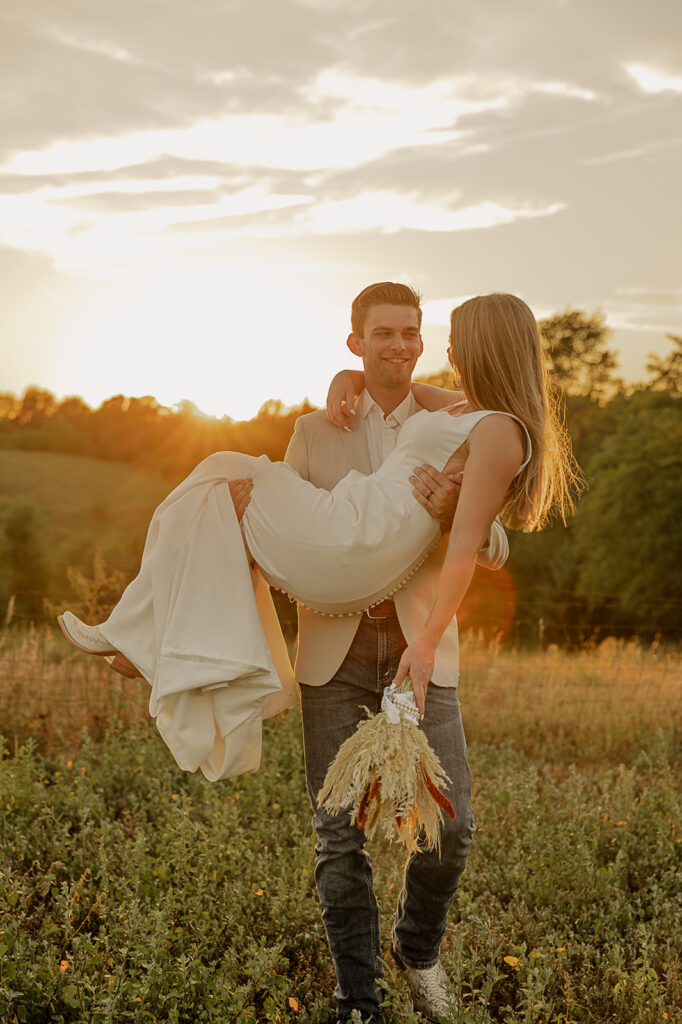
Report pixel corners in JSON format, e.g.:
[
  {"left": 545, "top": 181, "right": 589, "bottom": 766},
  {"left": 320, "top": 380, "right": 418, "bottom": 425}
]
[{"left": 364, "top": 599, "right": 397, "bottom": 620}]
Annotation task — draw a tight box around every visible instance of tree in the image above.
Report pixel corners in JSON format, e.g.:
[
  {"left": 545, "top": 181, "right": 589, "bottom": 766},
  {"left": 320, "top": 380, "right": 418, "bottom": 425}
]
[
  {"left": 572, "top": 391, "right": 682, "bottom": 638},
  {"left": 3, "top": 503, "right": 50, "bottom": 620},
  {"left": 414, "top": 369, "right": 456, "bottom": 390},
  {"left": 646, "top": 334, "right": 682, "bottom": 397},
  {"left": 54, "top": 395, "right": 92, "bottom": 424},
  {"left": 539, "top": 310, "right": 620, "bottom": 401},
  {"left": 0, "top": 393, "right": 19, "bottom": 420},
  {"left": 16, "top": 386, "right": 58, "bottom": 426}
]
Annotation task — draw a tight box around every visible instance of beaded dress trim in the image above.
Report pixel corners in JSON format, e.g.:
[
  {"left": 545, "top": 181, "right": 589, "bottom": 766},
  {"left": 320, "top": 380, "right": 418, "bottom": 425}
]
[{"left": 260, "top": 529, "right": 442, "bottom": 618}]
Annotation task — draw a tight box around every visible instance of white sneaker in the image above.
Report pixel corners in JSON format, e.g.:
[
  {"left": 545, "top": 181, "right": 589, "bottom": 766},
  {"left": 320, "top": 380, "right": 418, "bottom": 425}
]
[
  {"left": 58, "top": 611, "right": 117, "bottom": 656},
  {"left": 392, "top": 945, "right": 454, "bottom": 1021}
]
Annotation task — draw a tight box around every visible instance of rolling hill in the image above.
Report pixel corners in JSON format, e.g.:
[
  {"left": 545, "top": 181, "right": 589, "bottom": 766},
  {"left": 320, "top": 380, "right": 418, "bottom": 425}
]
[{"left": 0, "top": 449, "right": 173, "bottom": 597}]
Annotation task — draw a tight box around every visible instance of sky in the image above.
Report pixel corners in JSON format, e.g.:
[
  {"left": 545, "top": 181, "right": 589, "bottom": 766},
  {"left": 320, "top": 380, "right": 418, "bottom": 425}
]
[{"left": 1, "top": 0, "right": 680, "bottom": 420}]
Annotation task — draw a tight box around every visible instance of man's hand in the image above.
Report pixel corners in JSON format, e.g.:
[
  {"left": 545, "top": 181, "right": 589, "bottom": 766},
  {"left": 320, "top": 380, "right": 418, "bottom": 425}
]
[
  {"left": 393, "top": 637, "right": 437, "bottom": 717},
  {"left": 228, "top": 478, "right": 253, "bottom": 521},
  {"left": 410, "top": 464, "right": 462, "bottom": 527}
]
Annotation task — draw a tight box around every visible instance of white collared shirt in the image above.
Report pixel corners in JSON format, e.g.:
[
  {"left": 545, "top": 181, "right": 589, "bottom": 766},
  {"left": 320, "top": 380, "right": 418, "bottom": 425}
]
[{"left": 360, "top": 389, "right": 413, "bottom": 472}]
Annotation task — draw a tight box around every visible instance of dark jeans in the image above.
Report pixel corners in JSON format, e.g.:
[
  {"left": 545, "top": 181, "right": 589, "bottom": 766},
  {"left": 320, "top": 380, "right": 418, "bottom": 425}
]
[{"left": 300, "top": 615, "right": 475, "bottom": 1024}]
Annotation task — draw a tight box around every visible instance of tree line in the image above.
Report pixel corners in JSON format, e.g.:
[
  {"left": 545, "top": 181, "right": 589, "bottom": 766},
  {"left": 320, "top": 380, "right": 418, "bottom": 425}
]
[{"left": 1, "top": 311, "right": 680, "bottom": 644}]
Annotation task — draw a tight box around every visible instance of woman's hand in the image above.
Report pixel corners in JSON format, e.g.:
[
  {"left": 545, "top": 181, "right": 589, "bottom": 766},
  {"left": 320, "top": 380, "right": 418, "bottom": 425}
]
[
  {"left": 228, "top": 478, "right": 253, "bottom": 521},
  {"left": 326, "top": 369, "right": 365, "bottom": 429},
  {"left": 393, "top": 636, "right": 437, "bottom": 717}
]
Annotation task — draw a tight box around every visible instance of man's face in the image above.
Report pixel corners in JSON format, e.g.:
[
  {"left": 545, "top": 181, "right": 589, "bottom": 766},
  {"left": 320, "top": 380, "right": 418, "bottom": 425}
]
[{"left": 348, "top": 304, "right": 423, "bottom": 392}]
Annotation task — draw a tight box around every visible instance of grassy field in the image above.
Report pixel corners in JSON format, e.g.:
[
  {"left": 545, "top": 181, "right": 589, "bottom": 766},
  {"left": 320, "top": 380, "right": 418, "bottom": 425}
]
[
  {"left": 0, "top": 450, "right": 171, "bottom": 590},
  {"left": 1, "top": 631, "right": 680, "bottom": 1023}
]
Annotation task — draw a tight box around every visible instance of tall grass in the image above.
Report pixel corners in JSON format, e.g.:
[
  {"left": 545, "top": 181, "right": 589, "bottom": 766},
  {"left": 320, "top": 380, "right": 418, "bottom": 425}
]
[
  {"left": 2, "top": 628, "right": 679, "bottom": 769},
  {"left": 1, "top": 630, "right": 680, "bottom": 1022},
  {"left": 458, "top": 634, "right": 681, "bottom": 768}
]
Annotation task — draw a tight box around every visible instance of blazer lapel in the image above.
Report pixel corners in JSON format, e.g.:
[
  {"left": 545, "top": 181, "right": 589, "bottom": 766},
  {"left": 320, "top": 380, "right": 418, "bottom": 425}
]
[{"left": 339, "top": 416, "right": 373, "bottom": 476}]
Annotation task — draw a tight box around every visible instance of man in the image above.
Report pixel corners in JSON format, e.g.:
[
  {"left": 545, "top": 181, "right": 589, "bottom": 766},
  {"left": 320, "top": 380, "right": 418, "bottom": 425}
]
[{"left": 232, "top": 281, "right": 507, "bottom": 1022}]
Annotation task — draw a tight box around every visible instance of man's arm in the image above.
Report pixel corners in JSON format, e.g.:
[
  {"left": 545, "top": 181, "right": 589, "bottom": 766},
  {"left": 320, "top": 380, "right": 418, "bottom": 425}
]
[
  {"left": 228, "top": 478, "right": 253, "bottom": 521},
  {"left": 283, "top": 416, "right": 311, "bottom": 480}
]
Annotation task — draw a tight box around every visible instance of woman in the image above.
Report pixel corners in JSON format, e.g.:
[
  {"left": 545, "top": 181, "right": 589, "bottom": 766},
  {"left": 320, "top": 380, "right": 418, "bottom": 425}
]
[{"left": 59, "top": 293, "right": 578, "bottom": 781}]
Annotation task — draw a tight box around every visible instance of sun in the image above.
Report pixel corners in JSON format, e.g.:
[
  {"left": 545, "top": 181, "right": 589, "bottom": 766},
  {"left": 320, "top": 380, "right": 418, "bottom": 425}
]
[{"left": 53, "top": 257, "right": 351, "bottom": 420}]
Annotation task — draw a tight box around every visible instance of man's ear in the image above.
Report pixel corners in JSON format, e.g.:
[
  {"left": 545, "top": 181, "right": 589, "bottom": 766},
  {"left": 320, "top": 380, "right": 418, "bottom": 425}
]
[
  {"left": 418, "top": 336, "right": 424, "bottom": 356},
  {"left": 347, "top": 333, "right": 363, "bottom": 357}
]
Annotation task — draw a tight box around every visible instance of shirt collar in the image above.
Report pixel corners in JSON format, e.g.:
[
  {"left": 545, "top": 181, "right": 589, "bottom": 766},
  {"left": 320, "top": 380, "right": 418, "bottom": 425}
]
[{"left": 360, "top": 388, "right": 413, "bottom": 426}]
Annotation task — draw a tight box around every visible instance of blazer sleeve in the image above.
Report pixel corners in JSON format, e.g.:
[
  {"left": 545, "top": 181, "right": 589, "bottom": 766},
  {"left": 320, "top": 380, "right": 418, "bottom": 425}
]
[
  {"left": 283, "top": 416, "right": 311, "bottom": 481},
  {"left": 476, "top": 517, "right": 508, "bottom": 570}
]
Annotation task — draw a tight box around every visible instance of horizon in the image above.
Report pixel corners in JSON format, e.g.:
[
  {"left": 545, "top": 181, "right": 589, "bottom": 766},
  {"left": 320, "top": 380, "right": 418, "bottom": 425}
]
[{"left": 1, "top": 307, "right": 675, "bottom": 425}]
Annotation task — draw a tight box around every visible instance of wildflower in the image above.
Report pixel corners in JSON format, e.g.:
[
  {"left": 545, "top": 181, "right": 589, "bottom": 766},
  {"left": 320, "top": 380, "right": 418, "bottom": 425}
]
[
  {"left": 171, "top": 794, "right": 178, "bottom": 801},
  {"left": 66, "top": 760, "right": 73, "bottom": 769},
  {"left": 59, "top": 960, "right": 69, "bottom": 973},
  {"left": 504, "top": 956, "right": 520, "bottom": 967},
  {"left": 288, "top": 996, "right": 299, "bottom": 1012},
  {"left": 255, "top": 888, "right": 264, "bottom": 896}
]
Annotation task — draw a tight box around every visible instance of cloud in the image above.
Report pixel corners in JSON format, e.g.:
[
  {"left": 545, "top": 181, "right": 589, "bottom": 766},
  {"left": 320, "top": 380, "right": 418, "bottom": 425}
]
[
  {"left": 1, "top": 71, "right": 509, "bottom": 177},
  {"left": 1, "top": 65, "right": 599, "bottom": 182},
  {"left": 616, "top": 286, "right": 682, "bottom": 304},
  {"left": 529, "top": 80, "right": 597, "bottom": 102},
  {"left": 287, "top": 192, "right": 565, "bottom": 236},
  {"left": 579, "top": 137, "right": 682, "bottom": 166},
  {"left": 0, "top": 167, "right": 564, "bottom": 272},
  {"left": 0, "top": 65, "right": 573, "bottom": 273},
  {"left": 0, "top": 182, "right": 312, "bottom": 271},
  {"left": 626, "top": 63, "right": 682, "bottom": 93},
  {"left": 36, "top": 22, "right": 141, "bottom": 65},
  {"left": 603, "top": 287, "right": 682, "bottom": 333}
]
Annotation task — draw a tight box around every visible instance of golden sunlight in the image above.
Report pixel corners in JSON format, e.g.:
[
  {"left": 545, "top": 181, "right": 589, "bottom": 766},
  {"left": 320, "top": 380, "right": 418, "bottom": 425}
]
[{"left": 54, "top": 260, "right": 351, "bottom": 420}]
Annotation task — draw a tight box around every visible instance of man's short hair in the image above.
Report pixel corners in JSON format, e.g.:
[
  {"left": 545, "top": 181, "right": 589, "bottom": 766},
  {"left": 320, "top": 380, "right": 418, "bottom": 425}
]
[{"left": 351, "top": 282, "right": 423, "bottom": 337}]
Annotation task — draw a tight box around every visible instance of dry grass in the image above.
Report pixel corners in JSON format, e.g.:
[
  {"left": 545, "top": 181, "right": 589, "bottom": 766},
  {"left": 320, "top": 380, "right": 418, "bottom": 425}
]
[
  {"left": 0, "top": 626, "right": 149, "bottom": 754},
  {"left": 1, "top": 626, "right": 680, "bottom": 771},
  {"left": 458, "top": 632, "right": 682, "bottom": 768}
]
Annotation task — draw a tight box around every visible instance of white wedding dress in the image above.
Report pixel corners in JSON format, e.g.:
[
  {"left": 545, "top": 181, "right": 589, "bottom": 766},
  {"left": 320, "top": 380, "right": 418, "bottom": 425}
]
[{"left": 99, "top": 409, "right": 527, "bottom": 781}]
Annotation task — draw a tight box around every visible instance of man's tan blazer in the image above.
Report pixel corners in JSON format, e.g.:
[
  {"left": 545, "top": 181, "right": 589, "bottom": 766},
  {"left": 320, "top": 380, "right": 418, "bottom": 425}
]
[{"left": 283, "top": 395, "right": 509, "bottom": 687}]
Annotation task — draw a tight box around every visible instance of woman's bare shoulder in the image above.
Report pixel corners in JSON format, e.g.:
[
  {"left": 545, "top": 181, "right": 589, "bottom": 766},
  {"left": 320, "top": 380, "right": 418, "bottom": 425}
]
[{"left": 468, "top": 412, "right": 525, "bottom": 464}]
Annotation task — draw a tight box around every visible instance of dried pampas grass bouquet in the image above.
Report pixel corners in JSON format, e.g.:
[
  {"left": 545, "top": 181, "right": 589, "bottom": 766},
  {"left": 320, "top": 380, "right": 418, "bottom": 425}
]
[{"left": 318, "top": 679, "right": 455, "bottom": 853}]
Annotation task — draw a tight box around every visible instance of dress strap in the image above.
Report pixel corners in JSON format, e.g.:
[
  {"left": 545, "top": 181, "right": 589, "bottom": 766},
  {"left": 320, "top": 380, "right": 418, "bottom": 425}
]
[{"left": 459, "top": 409, "right": 532, "bottom": 476}]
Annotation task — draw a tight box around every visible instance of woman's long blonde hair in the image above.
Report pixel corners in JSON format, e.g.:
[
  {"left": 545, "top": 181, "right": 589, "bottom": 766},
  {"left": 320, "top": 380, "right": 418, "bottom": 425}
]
[{"left": 449, "top": 292, "right": 581, "bottom": 531}]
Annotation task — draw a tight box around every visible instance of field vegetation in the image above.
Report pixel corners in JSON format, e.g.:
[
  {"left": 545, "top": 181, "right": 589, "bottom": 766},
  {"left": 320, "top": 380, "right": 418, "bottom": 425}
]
[{"left": 1, "top": 631, "right": 680, "bottom": 1023}]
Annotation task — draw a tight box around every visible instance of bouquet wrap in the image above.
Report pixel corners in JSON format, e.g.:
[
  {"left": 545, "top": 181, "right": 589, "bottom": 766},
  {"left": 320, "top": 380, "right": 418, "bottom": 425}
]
[{"left": 318, "top": 679, "right": 455, "bottom": 853}]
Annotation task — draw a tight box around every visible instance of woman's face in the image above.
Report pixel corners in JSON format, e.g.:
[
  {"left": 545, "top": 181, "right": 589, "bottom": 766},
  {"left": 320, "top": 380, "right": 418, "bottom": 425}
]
[{"left": 447, "top": 336, "right": 464, "bottom": 391}]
